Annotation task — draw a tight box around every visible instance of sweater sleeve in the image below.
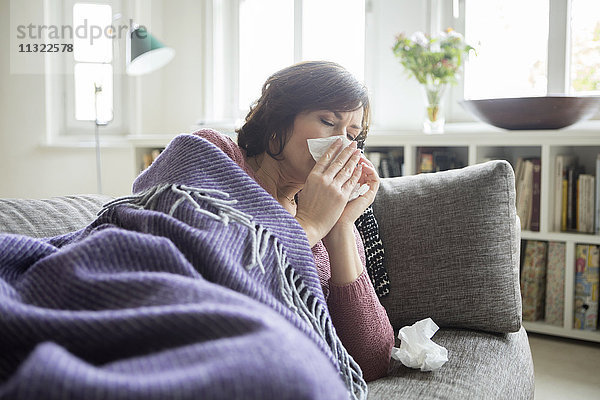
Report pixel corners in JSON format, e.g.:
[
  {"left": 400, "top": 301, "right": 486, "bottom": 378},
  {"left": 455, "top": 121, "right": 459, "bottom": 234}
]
[{"left": 326, "top": 226, "right": 395, "bottom": 382}]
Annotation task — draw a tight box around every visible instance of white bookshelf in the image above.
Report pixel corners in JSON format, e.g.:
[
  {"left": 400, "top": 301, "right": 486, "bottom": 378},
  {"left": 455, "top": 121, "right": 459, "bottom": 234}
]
[{"left": 129, "top": 121, "right": 600, "bottom": 342}]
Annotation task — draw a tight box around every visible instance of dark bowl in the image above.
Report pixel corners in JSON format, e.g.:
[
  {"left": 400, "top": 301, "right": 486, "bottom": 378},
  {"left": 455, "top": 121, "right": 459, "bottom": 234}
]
[{"left": 459, "top": 96, "right": 600, "bottom": 130}]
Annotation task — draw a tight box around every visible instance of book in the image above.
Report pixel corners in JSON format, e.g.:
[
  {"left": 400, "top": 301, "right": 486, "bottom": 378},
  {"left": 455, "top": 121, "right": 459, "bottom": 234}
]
[
  {"left": 417, "top": 147, "right": 461, "bottom": 174},
  {"left": 141, "top": 148, "right": 164, "bottom": 171},
  {"left": 545, "top": 242, "right": 566, "bottom": 326},
  {"left": 577, "top": 175, "right": 595, "bottom": 234},
  {"left": 418, "top": 151, "right": 434, "bottom": 173},
  {"left": 588, "top": 175, "right": 596, "bottom": 234},
  {"left": 554, "top": 155, "right": 577, "bottom": 232},
  {"left": 520, "top": 240, "right": 548, "bottom": 321},
  {"left": 514, "top": 158, "right": 525, "bottom": 229},
  {"left": 519, "top": 239, "right": 527, "bottom": 275},
  {"left": 365, "top": 151, "right": 403, "bottom": 178},
  {"left": 516, "top": 159, "right": 534, "bottom": 231},
  {"left": 514, "top": 157, "right": 523, "bottom": 182},
  {"left": 366, "top": 151, "right": 382, "bottom": 174},
  {"left": 597, "top": 154, "right": 600, "bottom": 235},
  {"left": 433, "top": 150, "right": 456, "bottom": 172},
  {"left": 588, "top": 174, "right": 596, "bottom": 233},
  {"left": 530, "top": 158, "right": 541, "bottom": 232},
  {"left": 574, "top": 244, "right": 599, "bottom": 330},
  {"left": 561, "top": 169, "right": 569, "bottom": 231},
  {"left": 594, "top": 153, "right": 600, "bottom": 235},
  {"left": 513, "top": 157, "right": 525, "bottom": 227},
  {"left": 567, "top": 166, "right": 584, "bottom": 231},
  {"left": 514, "top": 157, "right": 524, "bottom": 185},
  {"left": 390, "top": 154, "right": 404, "bottom": 177},
  {"left": 380, "top": 157, "right": 392, "bottom": 178},
  {"left": 142, "top": 153, "right": 153, "bottom": 171}
]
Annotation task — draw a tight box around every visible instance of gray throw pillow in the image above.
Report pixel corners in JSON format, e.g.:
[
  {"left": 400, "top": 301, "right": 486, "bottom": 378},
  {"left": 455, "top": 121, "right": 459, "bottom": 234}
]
[{"left": 372, "top": 160, "right": 522, "bottom": 334}]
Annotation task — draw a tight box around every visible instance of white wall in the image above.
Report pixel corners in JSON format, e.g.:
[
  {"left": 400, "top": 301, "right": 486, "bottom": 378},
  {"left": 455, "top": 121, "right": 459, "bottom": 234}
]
[{"left": 133, "top": 0, "right": 204, "bottom": 134}]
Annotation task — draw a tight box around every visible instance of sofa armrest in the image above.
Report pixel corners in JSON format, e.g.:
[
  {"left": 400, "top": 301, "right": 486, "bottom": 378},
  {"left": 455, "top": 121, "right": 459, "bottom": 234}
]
[
  {"left": 372, "top": 160, "right": 521, "bottom": 334},
  {"left": 0, "top": 195, "right": 113, "bottom": 238}
]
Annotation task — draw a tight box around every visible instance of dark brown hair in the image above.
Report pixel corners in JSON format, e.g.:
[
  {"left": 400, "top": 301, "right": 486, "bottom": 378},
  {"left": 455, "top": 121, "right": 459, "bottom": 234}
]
[{"left": 236, "top": 61, "right": 371, "bottom": 159}]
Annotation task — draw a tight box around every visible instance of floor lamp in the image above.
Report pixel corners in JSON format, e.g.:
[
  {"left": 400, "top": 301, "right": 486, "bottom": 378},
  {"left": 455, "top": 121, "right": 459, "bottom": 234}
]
[{"left": 94, "top": 25, "right": 175, "bottom": 194}]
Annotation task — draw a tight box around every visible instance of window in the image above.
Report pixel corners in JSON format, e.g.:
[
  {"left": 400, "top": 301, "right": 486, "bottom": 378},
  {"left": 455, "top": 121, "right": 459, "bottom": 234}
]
[
  {"left": 301, "top": 0, "right": 365, "bottom": 81},
  {"left": 461, "top": 0, "right": 600, "bottom": 100},
  {"left": 570, "top": 0, "right": 600, "bottom": 93},
  {"left": 463, "top": 0, "right": 549, "bottom": 99},
  {"left": 238, "top": 0, "right": 294, "bottom": 112},
  {"left": 44, "top": 0, "right": 125, "bottom": 138},
  {"left": 205, "top": 0, "right": 366, "bottom": 124},
  {"left": 73, "top": 3, "right": 114, "bottom": 123}
]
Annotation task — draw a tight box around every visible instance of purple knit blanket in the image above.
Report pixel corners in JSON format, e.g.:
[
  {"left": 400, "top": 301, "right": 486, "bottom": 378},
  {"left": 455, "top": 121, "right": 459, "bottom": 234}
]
[{"left": 0, "top": 134, "right": 367, "bottom": 400}]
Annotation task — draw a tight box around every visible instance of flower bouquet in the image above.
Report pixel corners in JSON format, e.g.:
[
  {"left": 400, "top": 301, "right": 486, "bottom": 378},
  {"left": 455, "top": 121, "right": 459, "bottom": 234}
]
[{"left": 393, "top": 28, "right": 474, "bottom": 133}]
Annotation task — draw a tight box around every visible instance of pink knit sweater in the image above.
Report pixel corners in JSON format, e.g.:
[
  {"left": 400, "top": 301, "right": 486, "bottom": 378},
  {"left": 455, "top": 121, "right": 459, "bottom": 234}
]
[{"left": 192, "top": 129, "right": 394, "bottom": 381}]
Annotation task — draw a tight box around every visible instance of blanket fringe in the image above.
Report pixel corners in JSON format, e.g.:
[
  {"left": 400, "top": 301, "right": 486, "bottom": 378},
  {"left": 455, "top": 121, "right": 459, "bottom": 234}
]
[
  {"left": 273, "top": 240, "right": 368, "bottom": 400},
  {"left": 99, "top": 184, "right": 269, "bottom": 273},
  {"left": 99, "top": 184, "right": 368, "bottom": 400}
]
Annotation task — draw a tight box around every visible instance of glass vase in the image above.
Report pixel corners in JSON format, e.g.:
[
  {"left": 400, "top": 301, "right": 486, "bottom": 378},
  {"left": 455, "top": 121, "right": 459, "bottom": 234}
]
[{"left": 422, "top": 83, "right": 447, "bottom": 134}]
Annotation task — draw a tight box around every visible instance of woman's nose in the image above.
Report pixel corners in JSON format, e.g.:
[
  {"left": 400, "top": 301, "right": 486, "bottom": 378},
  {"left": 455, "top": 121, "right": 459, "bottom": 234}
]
[{"left": 336, "top": 127, "right": 347, "bottom": 137}]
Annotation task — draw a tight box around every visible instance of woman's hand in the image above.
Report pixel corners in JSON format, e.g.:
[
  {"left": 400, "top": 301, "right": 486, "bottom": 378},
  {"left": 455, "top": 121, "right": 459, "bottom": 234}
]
[
  {"left": 321, "top": 155, "right": 380, "bottom": 284},
  {"left": 295, "top": 138, "right": 364, "bottom": 246},
  {"left": 330, "top": 155, "right": 380, "bottom": 229}
]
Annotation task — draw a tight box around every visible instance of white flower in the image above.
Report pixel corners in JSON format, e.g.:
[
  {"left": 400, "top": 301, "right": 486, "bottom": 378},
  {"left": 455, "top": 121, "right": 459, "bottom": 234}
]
[
  {"left": 410, "top": 31, "right": 429, "bottom": 47},
  {"left": 439, "top": 29, "right": 464, "bottom": 44},
  {"left": 447, "top": 30, "right": 463, "bottom": 40},
  {"left": 430, "top": 42, "right": 442, "bottom": 53}
]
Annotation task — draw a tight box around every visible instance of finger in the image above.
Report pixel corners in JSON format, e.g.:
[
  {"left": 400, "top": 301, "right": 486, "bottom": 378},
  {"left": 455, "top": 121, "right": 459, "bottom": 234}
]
[
  {"left": 359, "top": 156, "right": 375, "bottom": 169},
  {"left": 359, "top": 171, "right": 379, "bottom": 197},
  {"left": 333, "top": 148, "right": 362, "bottom": 184},
  {"left": 325, "top": 142, "right": 359, "bottom": 179},
  {"left": 359, "top": 157, "right": 379, "bottom": 176},
  {"left": 342, "top": 163, "right": 363, "bottom": 192},
  {"left": 327, "top": 141, "right": 358, "bottom": 173},
  {"left": 360, "top": 162, "right": 379, "bottom": 179},
  {"left": 364, "top": 168, "right": 381, "bottom": 193},
  {"left": 313, "top": 138, "right": 344, "bottom": 174},
  {"left": 358, "top": 163, "right": 380, "bottom": 188}
]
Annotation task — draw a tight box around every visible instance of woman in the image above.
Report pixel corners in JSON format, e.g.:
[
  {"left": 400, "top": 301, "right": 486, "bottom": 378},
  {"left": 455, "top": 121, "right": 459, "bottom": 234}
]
[{"left": 194, "top": 61, "right": 394, "bottom": 381}]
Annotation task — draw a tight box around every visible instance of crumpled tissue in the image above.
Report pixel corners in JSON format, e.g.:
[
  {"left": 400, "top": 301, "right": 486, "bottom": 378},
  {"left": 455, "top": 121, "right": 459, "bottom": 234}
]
[
  {"left": 307, "top": 135, "right": 369, "bottom": 201},
  {"left": 391, "top": 318, "right": 448, "bottom": 372}
]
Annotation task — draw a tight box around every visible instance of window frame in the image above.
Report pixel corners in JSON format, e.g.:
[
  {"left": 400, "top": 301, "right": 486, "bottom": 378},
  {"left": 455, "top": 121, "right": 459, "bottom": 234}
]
[
  {"left": 44, "top": 0, "right": 127, "bottom": 140},
  {"left": 199, "top": 0, "right": 240, "bottom": 127}
]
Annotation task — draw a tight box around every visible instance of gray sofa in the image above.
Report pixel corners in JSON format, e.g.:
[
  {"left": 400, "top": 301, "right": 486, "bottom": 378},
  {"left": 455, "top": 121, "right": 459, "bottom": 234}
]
[{"left": 0, "top": 160, "right": 534, "bottom": 399}]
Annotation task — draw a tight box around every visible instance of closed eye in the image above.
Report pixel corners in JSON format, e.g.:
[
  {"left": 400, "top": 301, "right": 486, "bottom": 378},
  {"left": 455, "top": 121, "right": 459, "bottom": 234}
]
[{"left": 321, "top": 119, "right": 334, "bottom": 127}]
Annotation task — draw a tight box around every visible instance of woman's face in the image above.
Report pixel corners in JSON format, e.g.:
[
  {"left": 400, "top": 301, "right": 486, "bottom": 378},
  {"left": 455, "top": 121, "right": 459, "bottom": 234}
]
[{"left": 277, "top": 108, "right": 364, "bottom": 183}]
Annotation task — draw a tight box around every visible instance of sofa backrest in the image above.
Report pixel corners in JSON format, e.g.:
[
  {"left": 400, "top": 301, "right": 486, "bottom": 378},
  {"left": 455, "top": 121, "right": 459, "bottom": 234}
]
[{"left": 0, "top": 195, "right": 113, "bottom": 238}]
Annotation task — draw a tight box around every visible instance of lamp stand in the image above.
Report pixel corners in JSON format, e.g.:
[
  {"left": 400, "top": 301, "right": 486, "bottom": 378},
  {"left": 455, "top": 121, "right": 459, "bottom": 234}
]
[
  {"left": 94, "top": 122, "right": 102, "bottom": 195},
  {"left": 94, "top": 82, "right": 105, "bottom": 194}
]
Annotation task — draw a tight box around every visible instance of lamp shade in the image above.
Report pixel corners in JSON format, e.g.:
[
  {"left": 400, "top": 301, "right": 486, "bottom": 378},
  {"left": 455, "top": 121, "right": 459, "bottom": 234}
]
[{"left": 126, "top": 27, "right": 175, "bottom": 76}]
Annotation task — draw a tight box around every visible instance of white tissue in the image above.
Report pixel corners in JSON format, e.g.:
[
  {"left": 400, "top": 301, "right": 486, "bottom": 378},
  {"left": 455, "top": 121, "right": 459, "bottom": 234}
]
[
  {"left": 391, "top": 318, "right": 448, "bottom": 372},
  {"left": 306, "top": 136, "right": 369, "bottom": 201},
  {"left": 307, "top": 135, "right": 353, "bottom": 160}
]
